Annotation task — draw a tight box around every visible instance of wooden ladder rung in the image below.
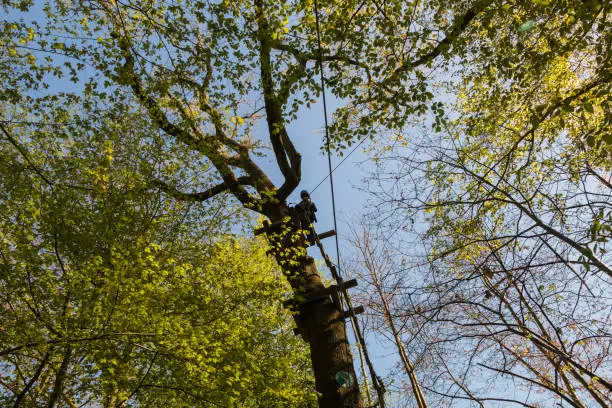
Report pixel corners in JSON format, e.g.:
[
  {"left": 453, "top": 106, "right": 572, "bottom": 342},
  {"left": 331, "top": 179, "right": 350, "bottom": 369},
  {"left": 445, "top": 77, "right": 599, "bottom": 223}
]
[
  {"left": 342, "top": 305, "right": 365, "bottom": 319},
  {"left": 338, "top": 278, "right": 358, "bottom": 292},
  {"left": 317, "top": 230, "right": 336, "bottom": 240}
]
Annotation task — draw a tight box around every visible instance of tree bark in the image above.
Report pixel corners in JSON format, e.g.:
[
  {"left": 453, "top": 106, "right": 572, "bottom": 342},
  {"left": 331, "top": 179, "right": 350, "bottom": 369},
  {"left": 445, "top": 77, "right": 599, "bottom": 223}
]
[
  {"left": 47, "top": 346, "right": 72, "bottom": 408},
  {"left": 265, "top": 207, "right": 363, "bottom": 408},
  {"left": 13, "top": 351, "right": 50, "bottom": 407},
  {"left": 358, "top": 233, "right": 426, "bottom": 408}
]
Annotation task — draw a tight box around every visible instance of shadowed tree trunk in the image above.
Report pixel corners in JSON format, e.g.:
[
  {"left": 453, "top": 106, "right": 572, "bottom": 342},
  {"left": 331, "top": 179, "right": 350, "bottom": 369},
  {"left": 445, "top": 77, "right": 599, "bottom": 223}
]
[
  {"left": 262, "top": 206, "right": 363, "bottom": 407},
  {"left": 87, "top": 1, "right": 492, "bottom": 405},
  {"left": 47, "top": 346, "right": 72, "bottom": 408}
]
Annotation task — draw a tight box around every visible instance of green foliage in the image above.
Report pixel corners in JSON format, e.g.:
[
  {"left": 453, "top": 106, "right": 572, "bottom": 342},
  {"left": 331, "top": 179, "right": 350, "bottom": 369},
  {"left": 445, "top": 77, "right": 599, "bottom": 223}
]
[
  {"left": 360, "top": 1, "right": 610, "bottom": 406},
  {"left": 426, "top": 0, "right": 610, "bottom": 275},
  {"left": 0, "top": 98, "right": 315, "bottom": 406},
  {"left": 1, "top": 0, "right": 503, "bottom": 155}
]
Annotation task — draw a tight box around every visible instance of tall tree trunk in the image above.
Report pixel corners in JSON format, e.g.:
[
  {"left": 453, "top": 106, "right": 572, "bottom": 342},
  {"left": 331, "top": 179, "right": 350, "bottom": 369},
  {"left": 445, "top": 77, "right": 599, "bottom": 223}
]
[
  {"left": 379, "top": 293, "right": 427, "bottom": 408},
  {"left": 47, "top": 346, "right": 72, "bottom": 408},
  {"left": 358, "top": 233, "right": 427, "bottom": 408},
  {"left": 265, "top": 207, "right": 363, "bottom": 408}
]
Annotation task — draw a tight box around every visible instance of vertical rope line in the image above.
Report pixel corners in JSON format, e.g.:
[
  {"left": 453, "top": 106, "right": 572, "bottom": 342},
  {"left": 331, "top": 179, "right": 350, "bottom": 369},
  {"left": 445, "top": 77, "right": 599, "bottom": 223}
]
[
  {"left": 313, "top": 0, "right": 341, "bottom": 274},
  {"left": 312, "top": 2, "right": 386, "bottom": 407}
]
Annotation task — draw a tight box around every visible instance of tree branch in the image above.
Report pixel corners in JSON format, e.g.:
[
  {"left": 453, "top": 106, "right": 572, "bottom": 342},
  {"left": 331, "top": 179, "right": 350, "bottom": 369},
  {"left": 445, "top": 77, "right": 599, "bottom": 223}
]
[
  {"left": 255, "top": 0, "right": 301, "bottom": 201},
  {"left": 386, "top": 0, "right": 491, "bottom": 83},
  {"left": 113, "top": 31, "right": 257, "bottom": 206},
  {"left": 272, "top": 41, "right": 372, "bottom": 97},
  {"left": 47, "top": 346, "right": 72, "bottom": 408},
  {"left": 12, "top": 351, "right": 51, "bottom": 408},
  {"left": 152, "top": 177, "right": 253, "bottom": 202},
  {"left": 0, "top": 122, "right": 53, "bottom": 186}
]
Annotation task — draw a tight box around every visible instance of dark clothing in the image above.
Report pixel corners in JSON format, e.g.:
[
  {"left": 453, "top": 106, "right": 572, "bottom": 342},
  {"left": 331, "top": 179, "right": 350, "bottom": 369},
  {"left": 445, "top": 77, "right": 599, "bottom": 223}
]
[
  {"left": 295, "top": 197, "right": 317, "bottom": 243},
  {"left": 295, "top": 197, "right": 317, "bottom": 225}
]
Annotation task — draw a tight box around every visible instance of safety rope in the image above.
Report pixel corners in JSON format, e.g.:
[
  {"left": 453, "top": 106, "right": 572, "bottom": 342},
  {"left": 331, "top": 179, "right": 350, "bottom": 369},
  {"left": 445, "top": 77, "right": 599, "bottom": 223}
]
[
  {"left": 314, "top": 237, "right": 387, "bottom": 408},
  {"left": 312, "top": 2, "right": 386, "bottom": 406},
  {"left": 309, "top": 132, "right": 369, "bottom": 194},
  {"left": 313, "top": 0, "right": 341, "bottom": 271}
]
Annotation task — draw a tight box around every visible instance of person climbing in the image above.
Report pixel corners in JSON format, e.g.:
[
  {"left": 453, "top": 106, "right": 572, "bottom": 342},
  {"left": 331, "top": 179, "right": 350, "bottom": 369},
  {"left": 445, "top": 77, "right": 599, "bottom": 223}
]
[{"left": 295, "top": 190, "right": 317, "bottom": 243}]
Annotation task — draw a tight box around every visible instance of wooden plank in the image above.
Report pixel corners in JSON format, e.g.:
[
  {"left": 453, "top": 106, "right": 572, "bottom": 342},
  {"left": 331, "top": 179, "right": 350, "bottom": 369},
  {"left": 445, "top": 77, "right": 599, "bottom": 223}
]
[
  {"left": 338, "top": 278, "right": 358, "bottom": 291},
  {"left": 317, "top": 230, "right": 337, "bottom": 240},
  {"left": 342, "top": 305, "right": 365, "bottom": 319},
  {"left": 284, "top": 278, "right": 358, "bottom": 308},
  {"left": 304, "top": 279, "right": 358, "bottom": 302}
]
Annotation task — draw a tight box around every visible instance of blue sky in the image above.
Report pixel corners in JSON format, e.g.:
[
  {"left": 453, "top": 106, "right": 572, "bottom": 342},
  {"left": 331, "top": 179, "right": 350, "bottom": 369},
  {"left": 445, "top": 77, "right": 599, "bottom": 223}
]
[
  {"left": 5, "top": 2, "right": 406, "bottom": 400},
  {"left": 256, "top": 95, "right": 404, "bottom": 383}
]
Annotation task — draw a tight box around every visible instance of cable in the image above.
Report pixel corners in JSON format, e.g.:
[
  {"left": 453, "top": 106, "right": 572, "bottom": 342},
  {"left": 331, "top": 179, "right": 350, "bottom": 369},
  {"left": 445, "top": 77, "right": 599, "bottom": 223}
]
[
  {"left": 309, "top": 132, "right": 370, "bottom": 194},
  {"left": 313, "top": 0, "right": 341, "bottom": 274},
  {"left": 312, "top": 2, "right": 386, "bottom": 407}
]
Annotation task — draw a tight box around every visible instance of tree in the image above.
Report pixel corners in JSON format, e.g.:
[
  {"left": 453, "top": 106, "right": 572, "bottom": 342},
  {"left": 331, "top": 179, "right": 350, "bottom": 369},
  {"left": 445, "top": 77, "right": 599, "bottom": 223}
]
[
  {"left": 0, "top": 0, "right": 501, "bottom": 405},
  {"left": 358, "top": 0, "right": 611, "bottom": 406},
  {"left": 0, "top": 95, "right": 317, "bottom": 406},
  {"left": 349, "top": 228, "right": 429, "bottom": 408},
  {"left": 7, "top": 0, "right": 604, "bottom": 406}
]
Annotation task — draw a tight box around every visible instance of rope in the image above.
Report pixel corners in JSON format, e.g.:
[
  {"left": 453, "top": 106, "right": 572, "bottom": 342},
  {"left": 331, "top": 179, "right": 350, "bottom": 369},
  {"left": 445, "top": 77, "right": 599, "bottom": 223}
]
[
  {"left": 309, "top": 132, "right": 370, "bottom": 194},
  {"left": 313, "top": 0, "right": 341, "bottom": 272},
  {"left": 312, "top": 2, "right": 386, "bottom": 407},
  {"left": 314, "top": 236, "right": 386, "bottom": 408}
]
